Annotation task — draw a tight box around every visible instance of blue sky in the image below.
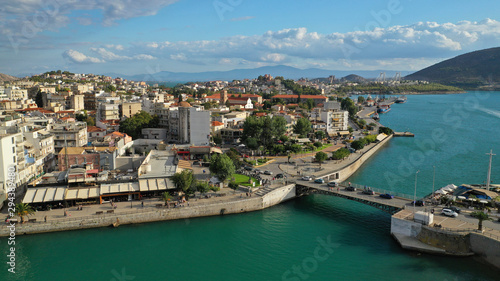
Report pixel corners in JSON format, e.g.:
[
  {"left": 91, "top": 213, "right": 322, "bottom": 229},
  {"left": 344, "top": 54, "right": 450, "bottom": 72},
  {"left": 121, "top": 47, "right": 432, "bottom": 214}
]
[{"left": 1, "top": 0, "right": 500, "bottom": 77}]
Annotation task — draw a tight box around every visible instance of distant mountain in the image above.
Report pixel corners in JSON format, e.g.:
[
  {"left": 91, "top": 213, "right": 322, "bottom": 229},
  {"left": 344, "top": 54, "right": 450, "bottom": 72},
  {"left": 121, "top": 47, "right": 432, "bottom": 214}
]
[
  {"left": 115, "top": 65, "right": 409, "bottom": 82},
  {"left": 405, "top": 47, "right": 500, "bottom": 88},
  {"left": 0, "top": 73, "right": 19, "bottom": 82}
]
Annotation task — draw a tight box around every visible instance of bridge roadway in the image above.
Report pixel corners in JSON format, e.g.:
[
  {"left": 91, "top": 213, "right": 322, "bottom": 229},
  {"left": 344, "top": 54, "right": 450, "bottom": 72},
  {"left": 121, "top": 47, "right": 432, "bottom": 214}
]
[{"left": 295, "top": 181, "right": 420, "bottom": 214}]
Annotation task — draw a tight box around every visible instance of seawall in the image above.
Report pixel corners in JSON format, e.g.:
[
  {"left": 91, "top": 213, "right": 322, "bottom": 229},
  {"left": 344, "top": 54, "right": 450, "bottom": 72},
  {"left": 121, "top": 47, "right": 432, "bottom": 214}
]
[
  {"left": 317, "top": 134, "right": 393, "bottom": 183},
  {"left": 0, "top": 184, "right": 296, "bottom": 237}
]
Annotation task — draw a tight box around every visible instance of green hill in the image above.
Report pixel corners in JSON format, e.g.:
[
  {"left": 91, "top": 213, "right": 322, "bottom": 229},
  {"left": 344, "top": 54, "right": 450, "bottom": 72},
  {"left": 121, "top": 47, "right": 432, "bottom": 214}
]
[{"left": 405, "top": 47, "right": 500, "bottom": 89}]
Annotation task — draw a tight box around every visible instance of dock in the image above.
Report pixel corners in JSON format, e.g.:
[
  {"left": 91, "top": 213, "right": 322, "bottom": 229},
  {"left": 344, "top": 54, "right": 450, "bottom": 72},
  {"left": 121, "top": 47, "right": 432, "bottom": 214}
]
[{"left": 394, "top": 132, "right": 415, "bottom": 137}]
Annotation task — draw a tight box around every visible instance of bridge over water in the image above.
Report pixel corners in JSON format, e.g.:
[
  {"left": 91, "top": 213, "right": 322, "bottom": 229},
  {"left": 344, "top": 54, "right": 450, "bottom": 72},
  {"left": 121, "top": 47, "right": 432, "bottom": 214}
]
[{"left": 295, "top": 181, "right": 418, "bottom": 214}]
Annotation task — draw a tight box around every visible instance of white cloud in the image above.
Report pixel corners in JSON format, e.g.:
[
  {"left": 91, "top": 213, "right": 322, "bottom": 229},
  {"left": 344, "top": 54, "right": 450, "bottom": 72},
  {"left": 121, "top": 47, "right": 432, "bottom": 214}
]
[
  {"left": 140, "top": 19, "right": 500, "bottom": 69},
  {"left": 0, "top": 0, "right": 178, "bottom": 38},
  {"left": 89, "top": 47, "right": 156, "bottom": 61},
  {"left": 63, "top": 49, "right": 103, "bottom": 63}
]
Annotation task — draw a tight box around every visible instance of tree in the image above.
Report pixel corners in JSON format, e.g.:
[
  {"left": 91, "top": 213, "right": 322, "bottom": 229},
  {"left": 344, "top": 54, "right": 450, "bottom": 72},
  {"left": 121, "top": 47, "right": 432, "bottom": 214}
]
[
  {"left": 313, "top": 141, "right": 322, "bottom": 148},
  {"left": 358, "top": 96, "right": 365, "bottom": 104},
  {"left": 315, "top": 130, "right": 326, "bottom": 141},
  {"left": 228, "top": 181, "right": 239, "bottom": 193},
  {"left": 104, "top": 84, "right": 116, "bottom": 92},
  {"left": 171, "top": 170, "right": 195, "bottom": 194},
  {"left": 15, "top": 203, "right": 35, "bottom": 223},
  {"left": 209, "top": 154, "right": 235, "bottom": 183},
  {"left": 471, "top": 211, "right": 492, "bottom": 232},
  {"left": 315, "top": 151, "right": 328, "bottom": 167},
  {"left": 379, "top": 127, "right": 394, "bottom": 135},
  {"left": 293, "top": 118, "right": 312, "bottom": 137},
  {"left": 212, "top": 135, "right": 222, "bottom": 145},
  {"left": 226, "top": 149, "right": 242, "bottom": 169},
  {"left": 196, "top": 181, "right": 210, "bottom": 197},
  {"left": 119, "top": 111, "right": 159, "bottom": 139},
  {"left": 351, "top": 140, "right": 365, "bottom": 151},
  {"left": 332, "top": 148, "right": 350, "bottom": 160},
  {"left": 246, "top": 137, "right": 259, "bottom": 150},
  {"left": 35, "top": 90, "right": 44, "bottom": 108},
  {"left": 161, "top": 192, "right": 172, "bottom": 207},
  {"left": 306, "top": 98, "right": 315, "bottom": 110}
]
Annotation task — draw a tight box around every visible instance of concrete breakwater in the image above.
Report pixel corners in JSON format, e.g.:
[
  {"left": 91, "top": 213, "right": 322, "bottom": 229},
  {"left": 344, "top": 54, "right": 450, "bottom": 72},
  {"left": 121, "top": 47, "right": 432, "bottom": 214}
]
[
  {"left": 0, "top": 184, "right": 296, "bottom": 237},
  {"left": 391, "top": 213, "right": 500, "bottom": 270}
]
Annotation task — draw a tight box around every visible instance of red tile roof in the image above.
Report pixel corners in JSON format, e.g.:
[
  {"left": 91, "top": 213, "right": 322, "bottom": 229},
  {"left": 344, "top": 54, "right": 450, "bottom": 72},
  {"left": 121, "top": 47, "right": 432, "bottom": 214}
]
[
  {"left": 273, "top": 95, "right": 327, "bottom": 100},
  {"left": 211, "top": 121, "right": 224, "bottom": 126}
]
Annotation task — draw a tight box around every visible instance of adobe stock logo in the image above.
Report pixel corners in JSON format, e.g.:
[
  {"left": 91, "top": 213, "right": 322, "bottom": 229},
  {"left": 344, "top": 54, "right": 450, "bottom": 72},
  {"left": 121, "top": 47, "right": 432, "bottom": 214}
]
[{"left": 281, "top": 235, "right": 340, "bottom": 281}]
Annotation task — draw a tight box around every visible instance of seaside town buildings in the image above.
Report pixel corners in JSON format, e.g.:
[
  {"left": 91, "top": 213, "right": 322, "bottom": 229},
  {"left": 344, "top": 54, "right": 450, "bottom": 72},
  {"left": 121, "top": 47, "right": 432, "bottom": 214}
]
[{"left": 0, "top": 72, "right": 354, "bottom": 208}]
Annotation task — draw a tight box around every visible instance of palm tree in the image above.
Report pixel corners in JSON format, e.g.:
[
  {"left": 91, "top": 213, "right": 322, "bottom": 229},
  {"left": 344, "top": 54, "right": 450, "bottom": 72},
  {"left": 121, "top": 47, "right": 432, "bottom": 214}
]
[
  {"left": 161, "top": 192, "right": 172, "bottom": 208},
  {"left": 471, "top": 211, "right": 492, "bottom": 232},
  {"left": 15, "top": 203, "right": 35, "bottom": 223}
]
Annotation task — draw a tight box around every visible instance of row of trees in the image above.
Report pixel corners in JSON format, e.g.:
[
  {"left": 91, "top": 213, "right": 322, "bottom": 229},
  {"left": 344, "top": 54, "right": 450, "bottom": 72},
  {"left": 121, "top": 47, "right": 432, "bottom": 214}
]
[
  {"left": 351, "top": 134, "right": 378, "bottom": 150},
  {"left": 242, "top": 115, "right": 287, "bottom": 149}
]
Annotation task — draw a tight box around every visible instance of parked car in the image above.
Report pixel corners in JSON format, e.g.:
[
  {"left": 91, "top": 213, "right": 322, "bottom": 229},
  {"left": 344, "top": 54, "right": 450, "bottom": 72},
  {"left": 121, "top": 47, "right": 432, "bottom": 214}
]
[
  {"left": 412, "top": 200, "right": 425, "bottom": 206},
  {"left": 314, "top": 178, "right": 325, "bottom": 184},
  {"left": 447, "top": 206, "right": 461, "bottom": 214},
  {"left": 254, "top": 169, "right": 262, "bottom": 174},
  {"left": 362, "top": 189, "right": 375, "bottom": 195},
  {"left": 264, "top": 170, "right": 273, "bottom": 175},
  {"left": 244, "top": 166, "right": 253, "bottom": 171},
  {"left": 327, "top": 181, "right": 339, "bottom": 187},
  {"left": 345, "top": 186, "right": 356, "bottom": 191},
  {"left": 275, "top": 173, "right": 284, "bottom": 179},
  {"left": 379, "top": 193, "right": 394, "bottom": 199},
  {"left": 441, "top": 208, "right": 458, "bottom": 217},
  {"left": 301, "top": 176, "right": 312, "bottom": 181}
]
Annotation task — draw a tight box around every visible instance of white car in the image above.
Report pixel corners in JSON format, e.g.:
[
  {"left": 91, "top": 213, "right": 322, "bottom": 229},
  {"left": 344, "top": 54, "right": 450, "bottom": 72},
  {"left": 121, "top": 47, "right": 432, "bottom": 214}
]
[
  {"left": 301, "top": 176, "right": 312, "bottom": 181},
  {"left": 327, "top": 181, "right": 339, "bottom": 187},
  {"left": 441, "top": 208, "right": 458, "bottom": 217}
]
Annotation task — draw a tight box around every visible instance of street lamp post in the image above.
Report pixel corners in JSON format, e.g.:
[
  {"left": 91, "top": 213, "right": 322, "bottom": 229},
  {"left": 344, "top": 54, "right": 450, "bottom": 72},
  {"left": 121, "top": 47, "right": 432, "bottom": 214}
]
[
  {"left": 414, "top": 170, "right": 419, "bottom": 214},
  {"left": 432, "top": 165, "right": 436, "bottom": 204}
]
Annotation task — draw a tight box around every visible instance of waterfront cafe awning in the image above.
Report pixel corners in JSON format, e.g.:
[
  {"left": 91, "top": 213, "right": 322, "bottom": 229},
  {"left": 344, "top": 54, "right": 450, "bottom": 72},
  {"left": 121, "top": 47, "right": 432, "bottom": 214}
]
[
  {"left": 22, "top": 186, "right": 102, "bottom": 204},
  {"left": 138, "top": 178, "right": 171, "bottom": 192},
  {"left": 23, "top": 187, "right": 68, "bottom": 204},
  {"left": 100, "top": 182, "right": 140, "bottom": 194}
]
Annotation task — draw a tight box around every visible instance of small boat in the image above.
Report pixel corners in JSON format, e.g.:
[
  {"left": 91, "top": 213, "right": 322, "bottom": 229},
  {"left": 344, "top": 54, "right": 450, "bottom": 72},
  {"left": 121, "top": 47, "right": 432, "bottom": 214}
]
[
  {"left": 372, "top": 112, "right": 379, "bottom": 120},
  {"left": 395, "top": 95, "right": 407, "bottom": 103},
  {"left": 377, "top": 105, "right": 391, "bottom": 113}
]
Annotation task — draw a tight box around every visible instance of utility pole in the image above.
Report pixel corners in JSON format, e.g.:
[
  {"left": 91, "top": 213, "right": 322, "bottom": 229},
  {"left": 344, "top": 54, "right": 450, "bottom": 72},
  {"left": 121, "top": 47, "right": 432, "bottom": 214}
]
[
  {"left": 432, "top": 166, "right": 435, "bottom": 202},
  {"left": 486, "top": 149, "right": 495, "bottom": 189},
  {"left": 414, "top": 170, "right": 419, "bottom": 214}
]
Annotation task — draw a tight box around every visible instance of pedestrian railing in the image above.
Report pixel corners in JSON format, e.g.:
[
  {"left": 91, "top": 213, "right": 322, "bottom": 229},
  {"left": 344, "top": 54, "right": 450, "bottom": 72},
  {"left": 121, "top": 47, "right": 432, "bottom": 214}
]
[{"left": 341, "top": 182, "right": 415, "bottom": 201}]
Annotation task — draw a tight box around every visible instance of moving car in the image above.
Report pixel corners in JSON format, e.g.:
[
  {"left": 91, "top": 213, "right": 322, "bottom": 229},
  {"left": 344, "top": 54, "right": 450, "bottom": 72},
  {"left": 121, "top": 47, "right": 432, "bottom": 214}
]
[
  {"left": 264, "top": 170, "right": 273, "bottom": 175},
  {"left": 441, "top": 208, "right": 458, "bottom": 217},
  {"left": 345, "top": 186, "right": 356, "bottom": 191},
  {"left": 412, "top": 200, "right": 425, "bottom": 206},
  {"left": 314, "top": 178, "right": 325, "bottom": 184},
  {"left": 275, "top": 173, "right": 284, "bottom": 179},
  {"left": 301, "top": 176, "right": 312, "bottom": 181},
  {"left": 379, "top": 193, "right": 394, "bottom": 199},
  {"left": 362, "top": 189, "right": 375, "bottom": 195},
  {"left": 327, "top": 181, "right": 338, "bottom": 187}
]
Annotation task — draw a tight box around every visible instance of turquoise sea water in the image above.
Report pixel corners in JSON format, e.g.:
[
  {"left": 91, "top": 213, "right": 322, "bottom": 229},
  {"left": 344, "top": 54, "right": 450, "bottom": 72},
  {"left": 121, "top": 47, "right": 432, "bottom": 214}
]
[{"left": 1, "top": 92, "right": 500, "bottom": 281}]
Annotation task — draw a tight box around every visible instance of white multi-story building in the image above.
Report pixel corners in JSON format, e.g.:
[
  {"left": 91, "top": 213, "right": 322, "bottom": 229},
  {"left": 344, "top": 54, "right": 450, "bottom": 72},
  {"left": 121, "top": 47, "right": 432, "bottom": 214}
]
[
  {"left": 24, "top": 129, "right": 56, "bottom": 174},
  {"left": 48, "top": 122, "right": 88, "bottom": 153},
  {"left": 98, "top": 103, "right": 120, "bottom": 121},
  {"left": 159, "top": 103, "right": 210, "bottom": 145},
  {"left": 5, "top": 87, "right": 28, "bottom": 100},
  {"left": 0, "top": 126, "right": 37, "bottom": 205}
]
